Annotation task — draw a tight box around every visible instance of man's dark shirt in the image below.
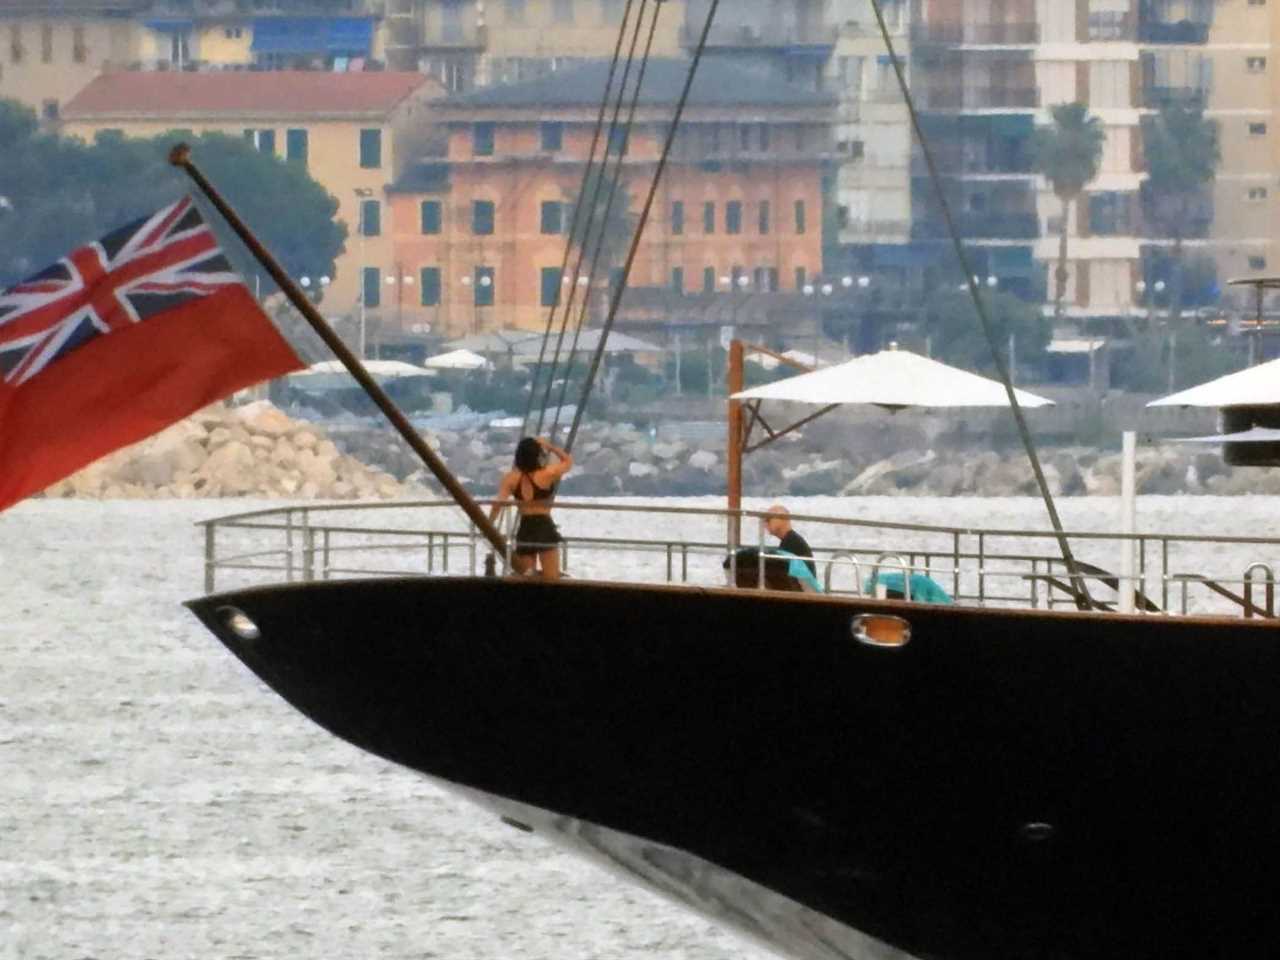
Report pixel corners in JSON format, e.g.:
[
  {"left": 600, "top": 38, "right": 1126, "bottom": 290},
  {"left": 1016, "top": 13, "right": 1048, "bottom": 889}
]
[{"left": 779, "top": 529, "right": 817, "bottom": 578}]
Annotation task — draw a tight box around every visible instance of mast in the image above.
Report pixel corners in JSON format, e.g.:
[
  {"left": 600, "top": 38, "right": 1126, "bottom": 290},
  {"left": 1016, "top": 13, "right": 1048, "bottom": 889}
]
[{"left": 169, "top": 145, "right": 510, "bottom": 561}]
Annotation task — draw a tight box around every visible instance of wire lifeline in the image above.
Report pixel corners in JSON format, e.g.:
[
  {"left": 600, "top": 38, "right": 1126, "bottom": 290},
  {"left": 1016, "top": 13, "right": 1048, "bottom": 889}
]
[
  {"left": 865, "top": 0, "right": 1095, "bottom": 612},
  {"left": 550, "top": 1, "right": 663, "bottom": 439},
  {"left": 564, "top": 0, "right": 721, "bottom": 450},
  {"left": 533, "top": 0, "right": 652, "bottom": 436},
  {"left": 522, "top": 0, "right": 639, "bottom": 435}
]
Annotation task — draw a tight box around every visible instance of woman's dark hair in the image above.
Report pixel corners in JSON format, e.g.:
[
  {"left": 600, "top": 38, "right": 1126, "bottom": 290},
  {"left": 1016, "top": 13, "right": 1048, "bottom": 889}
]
[{"left": 514, "top": 436, "right": 543, "bottom": 472}]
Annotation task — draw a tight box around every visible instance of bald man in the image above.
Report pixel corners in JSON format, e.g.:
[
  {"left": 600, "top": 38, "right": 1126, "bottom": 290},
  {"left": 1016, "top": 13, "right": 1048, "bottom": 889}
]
[{"left": 763, "top": 504, "right": 816, "bottom": 578}]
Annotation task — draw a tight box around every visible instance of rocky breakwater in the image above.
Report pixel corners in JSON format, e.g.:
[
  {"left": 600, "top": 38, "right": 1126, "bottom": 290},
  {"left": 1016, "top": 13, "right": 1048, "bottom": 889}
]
[{"left": 41, "top": 401, "right": 410, "bottom": 501}]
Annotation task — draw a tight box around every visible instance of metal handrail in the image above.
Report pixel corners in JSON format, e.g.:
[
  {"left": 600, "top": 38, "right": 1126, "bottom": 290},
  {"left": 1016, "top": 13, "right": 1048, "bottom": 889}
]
[{"left": 197, "top": 500, "right": 1280, "bottom": 619}]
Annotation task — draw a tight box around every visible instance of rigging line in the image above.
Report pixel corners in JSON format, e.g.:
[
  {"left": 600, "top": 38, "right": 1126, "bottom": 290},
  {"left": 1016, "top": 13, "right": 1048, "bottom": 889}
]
[
  {"left": 534, "top": 0, "right": 651, "bottom": 435},
  {"left": 521, "top": 0, "right": 638, "bottom": 435},
  {"left": 865, "top": 0, "right": 1096, "bottom": 612},
  {"left": 550, "top": 1, "right": 661, "bottom": 440},
  {"left": 565, "top": 0, "right": 721, "bottom": 450}
]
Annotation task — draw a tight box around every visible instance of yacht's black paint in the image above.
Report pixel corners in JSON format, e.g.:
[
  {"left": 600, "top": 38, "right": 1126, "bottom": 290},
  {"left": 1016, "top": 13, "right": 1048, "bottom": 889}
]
[{"left": 188, "top": 577, "right": 1280, "bottom": 959}]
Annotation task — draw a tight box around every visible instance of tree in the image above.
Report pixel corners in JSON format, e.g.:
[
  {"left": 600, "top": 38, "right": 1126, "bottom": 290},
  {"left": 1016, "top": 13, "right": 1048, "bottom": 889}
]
[
  {"left": 1033, "top": 102, "right": 1104, "bottom": 325},
  {"left": 0, "top": 101, "right": 346, "bottom": 295},
  {"left": 567, "top": 165, "right": 636, "bottom": 311},
  {"left": 1143, "top": 102, "right": 1220, "bottom": 327},
  {"left": 922, "top": 288, "right": 1051, "bottom": 378}
]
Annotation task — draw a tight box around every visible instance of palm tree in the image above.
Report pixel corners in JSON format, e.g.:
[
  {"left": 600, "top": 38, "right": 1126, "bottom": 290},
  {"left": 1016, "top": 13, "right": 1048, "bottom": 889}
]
[
  {"left": 1143, "top": 102, "right": 1220, "bottom": 327},
  {"left": 1033, "top": 102, "right": 1105, "bottom": 326}
]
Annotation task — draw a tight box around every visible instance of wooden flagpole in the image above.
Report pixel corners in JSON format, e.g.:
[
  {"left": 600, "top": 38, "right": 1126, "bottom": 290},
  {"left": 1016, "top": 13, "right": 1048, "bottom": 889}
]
[{"left": 169, "top": 144, "right": 509, "bottom": 561}]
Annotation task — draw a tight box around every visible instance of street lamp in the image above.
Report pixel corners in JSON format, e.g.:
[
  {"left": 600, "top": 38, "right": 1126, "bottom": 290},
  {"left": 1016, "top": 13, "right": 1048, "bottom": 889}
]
[
  {"left": 353, "top": 187, "right": 374, "bottom": 358},
  {"left": 298, "top": 274, "right": 331, "bottom": 303}
]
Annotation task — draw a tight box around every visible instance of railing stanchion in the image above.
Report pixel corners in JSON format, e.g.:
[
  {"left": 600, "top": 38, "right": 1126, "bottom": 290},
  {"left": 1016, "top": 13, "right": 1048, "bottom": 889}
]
[
  {"left": 977, "top": 533, "right": 986, "bottom": 605},
  {"left": 204, "top": 521, "right": 216, "bottom": 594},
  {"left": 757, "top": 514, "right": 767, "bottom": 590},
  {"left": 285, "top": 508, "right": 296, "bottom": 583}
]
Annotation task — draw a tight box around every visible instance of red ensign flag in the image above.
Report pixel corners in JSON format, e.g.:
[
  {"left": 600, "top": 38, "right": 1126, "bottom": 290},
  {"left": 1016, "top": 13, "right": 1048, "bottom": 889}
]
[{"left": 0, "top": 196, "right": 303, "bottom": 511}]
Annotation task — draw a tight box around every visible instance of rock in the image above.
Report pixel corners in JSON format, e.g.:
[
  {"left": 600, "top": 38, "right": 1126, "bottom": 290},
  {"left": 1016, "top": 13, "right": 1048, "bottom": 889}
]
[
  {"left": 236, "top": 401, "right": 295, "bottom": 437},
  {"left": 195, "top": 440, "right": 257, "bottom": 495},
  {"left": 293, "top": 430, "right": 319, "bottom": 450},
  {"left": 628, "top": 461, "right": 660, "bottom": 478}
]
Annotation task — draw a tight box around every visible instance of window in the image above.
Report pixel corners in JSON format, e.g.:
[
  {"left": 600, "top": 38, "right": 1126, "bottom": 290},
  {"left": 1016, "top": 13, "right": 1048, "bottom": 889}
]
[
  {"left": 553, "top": 0, "right": 573, "bottom": 23},
  {"left": 795, "top": 126, "right": 806, "bottom": 151},
  {"left": 758, "top": 200, "right": 770, "bottom": 235},
  {"left": 41, "top": 24, "right": 51, "bottom": 63},
  {"left": 540, "top": 121, "right": 563, "bottom": 152},
  {"left": 420, "top": 267, "right": 441, "bottom": 306},
  {"left": 10, "top": 25, "right": 23, "bottom": 63},
  {"left": 1088, "top": 192, "right": 1130, "bottom": 235},
  {"left": 753, "top": 267, "right": 767, "bottom": 291},
  {"left": 286, "top": 128, "right": 308, "bottom": 165},
  {"left": 726, "top": 201, "right": 742, "bottom": 234},
  {"left": 1249, "top": 122, "right": 1268, "bottom": 136},
  {"left": 541, "top": 267, "right": 562, "bottom": 307},
  {"left": 608, "top": 124, "right": 628, "bottom": 155},
  {"left": 1247, "top": 186, "right": 1269, "bottom": 200},
  {"left": 540, "top": 200, "right": 563, "bottom": 234},
  {"left": 244, "top": 128, "right": 275, "bottom": 154},
  {"left": 474, "top": 266, "right": 495, "bottom": 306},
  {"left": 360, "top": 199, "right": 381, "bottom": 237},
  {"left": 473, "top": 199, "right": 495, "bottom": 234},
  {"left": 767, "top": 266, "right": 779, "bottom": 292},
  {"left": 703, "top": 201, "right": 715, "bottom": 234},
  {"left": 731, "top": 265, "right": 745, "bottom": 288},
  {"left": 703, "top": 267, "right": 715, "bottom": 293},
  {"left": 72, "top": 26, "right": 85, "bottom": 63},
  {"left": 1247, "top": 56, "right": 1267, "bottom": 72},
  {"left": 1249, "top": 256, "right": 1268, "bottom": 271},
  {"left": 505, "top": 0, "right": 527, "bottom": 23},
  {"left": 359, "top": 128, "right": 382, "bottom": 168},
  {"left": 420, "top": 200, "right": 442, "bottom": 234},
  {"left": 738, "top": 125, "right": 751, "bottom": 151},
  {"left": 671, "top": 266, "right": 684, "bottom": 294},
  {"left": 671, "top": 201, "right": 684, "bottom": 235},
  {"left": 362, "top": 267, "right": 381, "bottom": 308},
  {"left": 473, "top": 122, "right": 495, "bottom": 156},
  {"left": 758, "top": 123, "right": 769, "bottom": 152},
  {"left": 795, "top": 266, "right": 807, "bottom": 290},
  {"left": 794, "top": 200, "right": 807, "bottom": 234}
]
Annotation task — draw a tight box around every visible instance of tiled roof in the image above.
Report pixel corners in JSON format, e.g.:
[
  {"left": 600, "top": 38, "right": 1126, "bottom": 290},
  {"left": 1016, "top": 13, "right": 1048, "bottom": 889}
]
[
  {"left": 444, "top": 58, "right": 837, "bottom": 110},
  {"left": 63, "top": 70, "right": 438, "bottom": 120}
]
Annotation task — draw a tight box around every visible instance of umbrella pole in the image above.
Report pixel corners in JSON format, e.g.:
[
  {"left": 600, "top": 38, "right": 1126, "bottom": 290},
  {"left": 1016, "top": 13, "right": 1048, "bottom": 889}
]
[
  {"left": 169, "top": 144, "right": 510, "bottom": 562},
  {"left": 727, "top": 339, "right": 744, "bottom": 548}
]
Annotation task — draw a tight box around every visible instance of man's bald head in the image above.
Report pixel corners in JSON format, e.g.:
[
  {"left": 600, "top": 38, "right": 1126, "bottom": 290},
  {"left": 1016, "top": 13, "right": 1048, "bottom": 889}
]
[{"left": 764, "top": 504, "right": 792, "bottom": 538}]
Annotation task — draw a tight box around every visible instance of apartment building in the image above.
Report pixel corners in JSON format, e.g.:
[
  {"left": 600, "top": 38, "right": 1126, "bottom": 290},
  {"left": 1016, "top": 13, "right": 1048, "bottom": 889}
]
[
  {"left": 0, "top": 0, "right": 385, "bottom": 123},
  {"left": 61, "top": 70, "right": 443, "bottom": 314},
  {"left": 0, "top": 0, "right": 146, "bottom": 119},
  {"left": 386, "top": 58, "right": 833, "bottom": 336},
  {"left": 385, "top": 0, "right": 686, "bottom": 91}
]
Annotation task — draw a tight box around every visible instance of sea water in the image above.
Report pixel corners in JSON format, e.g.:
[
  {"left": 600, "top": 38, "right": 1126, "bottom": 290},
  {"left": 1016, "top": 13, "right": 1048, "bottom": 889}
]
[{"left": 2, "top": 496, "right": 1277, "bottom": 960}]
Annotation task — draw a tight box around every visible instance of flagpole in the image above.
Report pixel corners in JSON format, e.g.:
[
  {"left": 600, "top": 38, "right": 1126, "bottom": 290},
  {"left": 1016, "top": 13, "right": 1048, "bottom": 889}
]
[{"left": 169, "top": 143, "right": 510, "bottom": 561}]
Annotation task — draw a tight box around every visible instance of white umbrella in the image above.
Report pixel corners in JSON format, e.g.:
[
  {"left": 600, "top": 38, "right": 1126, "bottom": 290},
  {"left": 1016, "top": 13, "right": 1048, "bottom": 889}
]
[
  {"left": 295, "top": 359, "right": 430, "bottom": 378},
  {"left": 1147, "top": 357, "right": 1280, "bottom": 408},
  {"left": 732, "top": 348, "right": 1053, "bottom": 410},
  {"left": 423, "top": 348, "right": 493, "bottom": 371},
  {"left": 510, "top": 329, "right": 663, "bottom": 356}
]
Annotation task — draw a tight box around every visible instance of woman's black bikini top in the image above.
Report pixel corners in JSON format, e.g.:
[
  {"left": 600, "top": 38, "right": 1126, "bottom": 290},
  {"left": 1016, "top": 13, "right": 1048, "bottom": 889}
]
[{"left": 514, "top": 471, "right": 555, "bottom": 502}]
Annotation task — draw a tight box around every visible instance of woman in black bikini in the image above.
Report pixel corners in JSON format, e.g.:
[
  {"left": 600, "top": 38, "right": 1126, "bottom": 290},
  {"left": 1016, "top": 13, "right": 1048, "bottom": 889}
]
[{"left": 488, "top": 435, "right": 573, "bottom": 578}]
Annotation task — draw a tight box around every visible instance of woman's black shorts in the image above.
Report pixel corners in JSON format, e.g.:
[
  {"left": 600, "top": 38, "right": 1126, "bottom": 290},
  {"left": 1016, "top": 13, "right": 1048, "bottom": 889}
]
[{"left": 515, "top": 514, "right": 562, "bottom": 556}]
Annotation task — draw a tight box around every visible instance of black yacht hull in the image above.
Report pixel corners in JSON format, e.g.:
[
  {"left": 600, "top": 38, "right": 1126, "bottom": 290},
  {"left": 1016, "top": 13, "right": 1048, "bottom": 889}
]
[{"left": 188, "top": 577, "right": 1280, "bottom": 959}]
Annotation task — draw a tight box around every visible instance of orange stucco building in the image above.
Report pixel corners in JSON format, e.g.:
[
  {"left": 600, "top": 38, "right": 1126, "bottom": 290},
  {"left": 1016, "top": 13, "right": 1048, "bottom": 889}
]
[{"left": 387, "top": 58, "right": 834, "bottom": 337}]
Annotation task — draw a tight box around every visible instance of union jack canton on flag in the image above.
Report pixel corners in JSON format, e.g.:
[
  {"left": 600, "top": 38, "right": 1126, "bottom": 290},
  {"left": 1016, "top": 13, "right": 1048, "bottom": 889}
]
[{"left": 0, "top": 197, "right": 243, "bottom": 386}]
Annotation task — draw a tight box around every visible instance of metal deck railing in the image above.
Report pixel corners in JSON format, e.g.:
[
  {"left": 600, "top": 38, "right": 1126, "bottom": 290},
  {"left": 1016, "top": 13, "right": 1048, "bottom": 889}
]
[{"left": 197, "top": 500, "right": 1280, "bottom": 619}]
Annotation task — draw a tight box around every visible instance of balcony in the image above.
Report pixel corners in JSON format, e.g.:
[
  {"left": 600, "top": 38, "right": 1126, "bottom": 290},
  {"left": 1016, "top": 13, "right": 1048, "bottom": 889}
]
[
  {"left": 912, "top": 211, "right": 1040, "bottom": 240},
  {"left": 1088, "top": 10, "right": 1131, "bottom": 41},
  {"left": 419, "top": 24, "right": 488, "bottom": 50},
  {"left": 917, "top": 86, "right": 1039, "bottom": 110},
  {"left": 1144, "top": 84, "right": 1208, "bottom": 108},
  {"left": 840, "top": 218, "right": 912, "bottom": 239},
  {"left": 1138, "top": 20, "right": 1210, "bottom": 44},
  {"left": 680, "top": 23, "right": 838, "bottom": 50},
  {"left": 910, "top": 22, "right": 1040, "bottom": 47}
]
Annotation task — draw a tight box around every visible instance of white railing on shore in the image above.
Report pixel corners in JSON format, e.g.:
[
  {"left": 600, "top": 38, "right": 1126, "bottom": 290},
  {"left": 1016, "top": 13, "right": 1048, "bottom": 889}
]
[{"left": 197, "top": 500, "right": 1280, "bottom": 619}]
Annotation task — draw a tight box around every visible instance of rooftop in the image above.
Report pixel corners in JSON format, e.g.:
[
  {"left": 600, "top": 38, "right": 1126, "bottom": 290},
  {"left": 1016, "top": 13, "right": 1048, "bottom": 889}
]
[
  {"left": 63, "top": 70, "right": 439, "bottom": 120},
  {"left": 442, "top": 58, "right": 836, "bottom": 111}
]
